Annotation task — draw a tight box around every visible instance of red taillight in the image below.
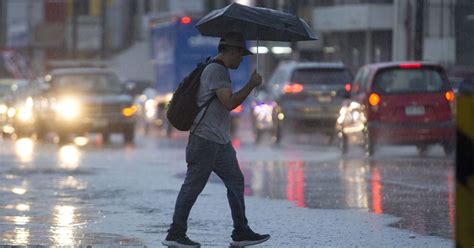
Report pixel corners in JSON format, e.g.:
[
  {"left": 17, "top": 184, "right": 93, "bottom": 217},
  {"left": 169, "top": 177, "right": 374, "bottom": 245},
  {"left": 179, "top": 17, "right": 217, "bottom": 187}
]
[
  {"left": 399, "top": 63, "right": 421, "bottom": 69},
  {"left": 445, "top": 90, "right": 455, "bottom": 102},
  {"left": 344, "top": 83, "right": 352, "bottom": 92},
  {"left": 283, "top": 83, "right": 303, "bottom": 94},
  {"left": 180, "top": 16, "right": 191, "bottom": 25},
  {"left": 232, "top": 105, "right": 243, "bottom": 113},
  {"left": 369, "top": 93, "right": 381, "bottom": 106}
]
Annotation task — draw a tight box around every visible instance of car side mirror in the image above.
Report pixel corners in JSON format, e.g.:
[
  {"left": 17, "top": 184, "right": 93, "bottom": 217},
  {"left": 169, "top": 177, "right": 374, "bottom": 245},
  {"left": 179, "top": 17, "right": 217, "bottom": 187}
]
[
  {"left": 343, "top": 90, "right": 351, "bottom": 99},
  {"left": 338, "top": 88, "right": 351, "bottom": 99}
]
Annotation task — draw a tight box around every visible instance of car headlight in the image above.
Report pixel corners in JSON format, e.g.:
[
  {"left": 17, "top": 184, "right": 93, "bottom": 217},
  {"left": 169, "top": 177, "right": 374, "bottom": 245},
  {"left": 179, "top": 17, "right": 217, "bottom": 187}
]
[
  {"left": 16, "top": 106, "right": 34, "bottom": 122},
  {"left": 54, "top": 98, "right": 80, "bottom": 120},
  {"left": 253, "top": 103, "right": 274, "bottom": 122},
  {"left": 0, "top": 104, "right": 7, "bottom": 114},
  {"left": 122, "top": 105, "right": 138, "bottom": 117}
]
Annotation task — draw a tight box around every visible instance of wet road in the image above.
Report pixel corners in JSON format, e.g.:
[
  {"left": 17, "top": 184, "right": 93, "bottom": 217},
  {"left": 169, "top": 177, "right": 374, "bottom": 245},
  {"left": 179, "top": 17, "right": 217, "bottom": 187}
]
[{"left": 0, "top": 130, "right": 454, "bottom": 246}]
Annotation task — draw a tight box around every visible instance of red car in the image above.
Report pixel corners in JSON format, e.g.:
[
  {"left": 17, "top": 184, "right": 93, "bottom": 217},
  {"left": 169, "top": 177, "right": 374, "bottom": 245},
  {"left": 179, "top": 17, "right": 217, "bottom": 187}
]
[{"left": 336, "top": 62, "right": 455, "bottom": 156}]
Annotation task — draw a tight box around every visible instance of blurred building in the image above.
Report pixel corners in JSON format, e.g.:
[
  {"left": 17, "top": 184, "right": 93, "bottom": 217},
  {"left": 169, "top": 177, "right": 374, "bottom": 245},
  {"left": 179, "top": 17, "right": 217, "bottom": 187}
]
[
  {"left": 1, "top": 0, "right": 473, "bottom": 77},
  {"left": 311, "top": 0, "right": 462, "bottom": 72},
  {"left": 0, "top": 0, "right": 148, "bottom": 75}
]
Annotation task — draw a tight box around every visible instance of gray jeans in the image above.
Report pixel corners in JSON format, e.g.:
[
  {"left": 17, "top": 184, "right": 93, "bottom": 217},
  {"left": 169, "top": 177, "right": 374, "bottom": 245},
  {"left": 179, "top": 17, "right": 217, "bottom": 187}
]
[{"left": 168, "top": 134, "right": 249, "bottom": 236}]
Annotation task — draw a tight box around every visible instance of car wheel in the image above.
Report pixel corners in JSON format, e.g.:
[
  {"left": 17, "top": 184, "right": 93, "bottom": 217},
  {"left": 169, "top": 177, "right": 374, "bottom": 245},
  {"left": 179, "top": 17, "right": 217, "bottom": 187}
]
[
  {"left": 143, "top": 122, "right": 150, "bottom": 135},
  {"left": 328, "top": 132, "right": 336, "bottom": 145},
  {"left": 416, "top": 144, "right": 428, "bottom": 156},
  {"left": 230, "top": 116, "right": 239, "bottom": 138},
  {"left": 165, "top": 120, "right": 173, "bottom": 138},
  {"left": 443, "top": 142, "right": 454, "bottom": 156},
  {"left": 272, "top": 122, "right": 282, "bottom": 145},
  {"left": 123, "top": 125, "right": 135, "bottom": 144},
  {"left": 102, "top": 132, "right": 110, "bottom": 143},
  {"left": 254, "top": 129, "right": 263, "bottom": 144},
  {"left": 364, "top": 130, "right": 375, "bottom": 156},
  {"left": 36, "top": 125, "right": 48, "bottom": 141},
  {"left": 58, "top": 132, "right": 69, "bottom": 144},
  {"left": 340, "top": 133, "right": 348, "bottom": 155}
]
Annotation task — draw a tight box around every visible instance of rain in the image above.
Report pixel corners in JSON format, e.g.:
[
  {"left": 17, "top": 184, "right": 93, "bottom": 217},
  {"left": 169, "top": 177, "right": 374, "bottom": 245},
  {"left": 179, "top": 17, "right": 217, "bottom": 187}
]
[{"left": 1, "top": 0, "right": 473, "bottom": 247}]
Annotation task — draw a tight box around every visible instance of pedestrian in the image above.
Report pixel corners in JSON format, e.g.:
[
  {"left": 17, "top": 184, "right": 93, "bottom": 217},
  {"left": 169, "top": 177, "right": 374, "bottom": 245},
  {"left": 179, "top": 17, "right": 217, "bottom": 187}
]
[{"left": 162, "top": 32, "right": 270, "bottom": 248}]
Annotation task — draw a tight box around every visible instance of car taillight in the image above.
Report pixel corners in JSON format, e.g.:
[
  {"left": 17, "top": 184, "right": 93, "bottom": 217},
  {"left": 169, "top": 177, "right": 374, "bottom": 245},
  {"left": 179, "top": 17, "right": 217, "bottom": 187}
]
[
  {"left": 369, "top": 93, "right": 380, "bottom": 106},
  {"left": 283, "top": 83, "right": 303, "bottom": 94},
  {"left": 445, "top": 90, "right": 455, "bottom": 102},
  {"left": 180, "top": 16, "right": 191, "bottom": 25},
  {"left": 399, "top": 63, "right": 421, "bottom": 69},
  {"left": 232, "top": 105, "right": 243, "bottom": 113},
  {"left": 344, "top": 83, "right": 352, "bottom": 92}
]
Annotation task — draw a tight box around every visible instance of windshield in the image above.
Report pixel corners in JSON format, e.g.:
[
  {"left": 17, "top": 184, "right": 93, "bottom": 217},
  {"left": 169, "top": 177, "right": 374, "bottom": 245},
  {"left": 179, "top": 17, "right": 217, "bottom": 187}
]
[
  {"left": 0, "top": 58, "right": 12, "bottom": 79},
  {"left": 373, "top": 68, "right": 448, "bottom": 94},
  {"left": 51, "top": 73, "right": 123, "bottom": 94},
  {"left": 291, "top": 68, "right": 352, "bottom": 85},
  {"left": 0, "top": 84, "right": 11, "bottom": 98}
]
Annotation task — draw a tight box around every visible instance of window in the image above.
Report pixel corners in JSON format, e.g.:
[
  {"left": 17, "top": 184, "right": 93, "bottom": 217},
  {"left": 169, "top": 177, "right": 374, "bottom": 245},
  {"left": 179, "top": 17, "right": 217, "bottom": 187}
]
[
  {"left": 373, "top": 68, "right": 448, "bottom": 93},
  {"left": 290, "top": 68, "right": 352, "bottom": 85},
  {"left": 52, "top": 73, "right": 123, "bottom": 94},
  {"left": 352, "top": 67, "right": 369, "bottom": 94}
]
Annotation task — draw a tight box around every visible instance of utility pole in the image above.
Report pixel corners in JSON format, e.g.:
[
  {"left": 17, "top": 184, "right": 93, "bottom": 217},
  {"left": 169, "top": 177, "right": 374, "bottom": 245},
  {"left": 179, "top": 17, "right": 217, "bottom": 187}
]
[
  {"left": 288, "top": 0, "right": 300, "bottom": 61},
  {"left": 0, "top": 0, "right": 7, "bottom": 48},
  {"left": 414, "top": 0, "right": 424, "bottom": 60},
  {"left": 72, "top": 0, "right": 78, "bottom": 59},
  {"left": 100, "top": 0, "right": 107, "bottom": 59}
]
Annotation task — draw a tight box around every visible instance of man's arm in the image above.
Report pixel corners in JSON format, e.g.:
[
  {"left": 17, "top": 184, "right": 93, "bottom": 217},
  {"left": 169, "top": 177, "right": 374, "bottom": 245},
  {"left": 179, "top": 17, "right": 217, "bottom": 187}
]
[{"left": 215, "top": 70, "right": 262, "bottom": 111}]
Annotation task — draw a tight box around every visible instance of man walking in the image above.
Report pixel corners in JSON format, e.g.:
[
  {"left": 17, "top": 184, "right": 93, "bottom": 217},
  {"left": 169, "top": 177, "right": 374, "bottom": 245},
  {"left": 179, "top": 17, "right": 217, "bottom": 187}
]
[{"left": 162, "top": 32, "right": 270, "bottom": 247}]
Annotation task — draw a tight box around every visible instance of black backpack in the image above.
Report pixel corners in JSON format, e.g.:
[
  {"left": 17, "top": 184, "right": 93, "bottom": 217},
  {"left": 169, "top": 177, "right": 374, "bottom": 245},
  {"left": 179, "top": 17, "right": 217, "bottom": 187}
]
[{"left": 167, "top": 58, "right": 224, "bottom": 131}]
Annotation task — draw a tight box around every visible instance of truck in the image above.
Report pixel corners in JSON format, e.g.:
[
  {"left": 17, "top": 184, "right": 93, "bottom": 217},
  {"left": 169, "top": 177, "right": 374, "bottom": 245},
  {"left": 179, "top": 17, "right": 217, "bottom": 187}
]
[{"left": 146, "top": 14, "right": 251, "bottom": 137}]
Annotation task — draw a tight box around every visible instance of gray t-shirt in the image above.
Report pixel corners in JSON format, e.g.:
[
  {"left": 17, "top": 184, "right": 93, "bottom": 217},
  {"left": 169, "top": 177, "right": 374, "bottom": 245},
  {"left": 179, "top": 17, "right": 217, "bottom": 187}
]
[{"left": 191, "top": 62, "right": 232, "bottom": 144}]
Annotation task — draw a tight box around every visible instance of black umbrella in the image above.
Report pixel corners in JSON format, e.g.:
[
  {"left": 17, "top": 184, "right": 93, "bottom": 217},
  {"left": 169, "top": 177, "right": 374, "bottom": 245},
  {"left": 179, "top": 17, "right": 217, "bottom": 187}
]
[
  {"left": 196, "top": 3, "right": 317, "bottom": 95},
  {"left": 195, "top": 2, "right": 317, "bottom": 42}
]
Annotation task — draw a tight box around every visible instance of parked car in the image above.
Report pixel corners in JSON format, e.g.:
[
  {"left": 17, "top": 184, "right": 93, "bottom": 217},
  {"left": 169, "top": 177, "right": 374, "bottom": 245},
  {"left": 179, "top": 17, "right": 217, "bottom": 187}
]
[
  {"left": 336, "top": 62, "right": 455, "bottom": 156},
  {"left": 251, "top": 61, "right": 353, "bottom": 144},
  {"left": 36, "top": 67, "right": 137, "bottom": 143}
]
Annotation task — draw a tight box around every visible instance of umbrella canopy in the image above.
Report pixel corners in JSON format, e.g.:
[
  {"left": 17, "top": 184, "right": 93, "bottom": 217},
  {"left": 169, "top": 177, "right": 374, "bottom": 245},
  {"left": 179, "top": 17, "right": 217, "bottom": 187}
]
[{"left": 196, "top": 3, "right": 317, "bottom": 42}]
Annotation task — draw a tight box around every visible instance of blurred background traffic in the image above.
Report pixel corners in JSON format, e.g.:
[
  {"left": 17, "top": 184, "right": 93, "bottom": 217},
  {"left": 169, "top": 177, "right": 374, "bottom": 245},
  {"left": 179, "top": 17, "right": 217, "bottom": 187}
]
[{"left": 1, "top": 0, "right": 472, "bottom": 154}]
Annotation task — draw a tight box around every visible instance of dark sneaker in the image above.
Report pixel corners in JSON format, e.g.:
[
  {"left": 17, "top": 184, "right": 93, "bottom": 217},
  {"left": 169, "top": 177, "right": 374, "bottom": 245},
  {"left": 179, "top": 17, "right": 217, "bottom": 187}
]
[
  {"left": 162, "top": 234, "right": 201, "bottom": 247},
  {"left": 230, "top": 231, "right": 270, "bottom": 247}
]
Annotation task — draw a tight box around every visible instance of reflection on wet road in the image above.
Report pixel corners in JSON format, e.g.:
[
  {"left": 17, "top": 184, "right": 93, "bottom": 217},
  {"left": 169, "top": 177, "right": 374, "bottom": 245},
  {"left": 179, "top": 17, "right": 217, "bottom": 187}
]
[
  {"left": 0, "top": 137, "right": 144, "bottom": 246},
  {"left": 0, "top": 134, "right": 454, "bottom": 245},
  {"left": 235, "top": 156, "right": 454, "bottom": 239}
]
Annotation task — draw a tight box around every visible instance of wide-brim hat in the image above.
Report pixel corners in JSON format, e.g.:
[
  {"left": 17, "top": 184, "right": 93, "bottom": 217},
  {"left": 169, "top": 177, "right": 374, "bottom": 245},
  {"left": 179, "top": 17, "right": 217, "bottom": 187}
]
[{"left": 219, "top": 32, "right": 253, "bottom": 56}]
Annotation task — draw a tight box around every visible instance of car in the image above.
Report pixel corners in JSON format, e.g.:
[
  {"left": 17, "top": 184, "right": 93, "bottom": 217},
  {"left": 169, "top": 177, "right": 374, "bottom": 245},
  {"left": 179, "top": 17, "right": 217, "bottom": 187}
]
[
  {"left": 447, "top": 65, "right": 474, "bottom": 95},
  {"left": 0, "top": 79, "right": 37, "bottom": 138},
  {"left": 36, "top": 67, "right": 137, "bottom": 143},
  {"left": 250, "top": 61, "right": 353, "bottom": 144},
  {"left": 336, "top": 61, "right": 455, "bottom": 156}
]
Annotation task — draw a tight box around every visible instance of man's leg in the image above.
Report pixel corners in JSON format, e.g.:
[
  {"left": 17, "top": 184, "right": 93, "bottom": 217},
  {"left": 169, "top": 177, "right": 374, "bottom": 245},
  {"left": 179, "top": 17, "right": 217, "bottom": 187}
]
[
  {"left": 168, "top": 135, "right": 217, "bottom": 236},
  {"left": 212, "top": 143, "right": 249, "bottom": 233},
  {"left": 213, "top": 143, "right": 271, "bottom": 246}
]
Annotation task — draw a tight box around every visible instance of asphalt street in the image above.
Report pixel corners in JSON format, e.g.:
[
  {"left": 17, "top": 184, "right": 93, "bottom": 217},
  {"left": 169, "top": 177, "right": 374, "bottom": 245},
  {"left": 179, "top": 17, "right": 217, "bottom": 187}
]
[{"left": 0, "top": 127, "right": 454, "bottom": 247}]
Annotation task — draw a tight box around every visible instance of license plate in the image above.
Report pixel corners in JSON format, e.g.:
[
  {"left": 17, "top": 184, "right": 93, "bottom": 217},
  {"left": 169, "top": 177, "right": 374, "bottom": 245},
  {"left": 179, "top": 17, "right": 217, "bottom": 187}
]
[
  {"left": 317, "top": 96, "right": 331, "bottom": 103},
  {"left": 92, "top": 119, "right": 108, "bottom": 127},
  {"left": 303, "top": 106, "right": 321, "bottom": 113},
  {"left": 405, "top": 106, "right": 425, "bottom": 116}
]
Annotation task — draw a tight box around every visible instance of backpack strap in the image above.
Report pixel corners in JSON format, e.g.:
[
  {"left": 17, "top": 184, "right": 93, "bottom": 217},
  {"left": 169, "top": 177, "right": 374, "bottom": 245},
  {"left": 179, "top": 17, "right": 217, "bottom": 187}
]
[
  {"left": 190, "top": 59, "right": 224, "bottom": 134},
  {"left": 190, "top": 95, "right": 217, "bottom": 134}
]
